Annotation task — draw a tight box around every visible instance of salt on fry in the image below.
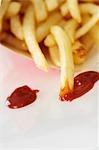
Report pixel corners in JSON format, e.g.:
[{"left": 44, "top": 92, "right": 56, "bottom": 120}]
[
  {"left": 51, "top": 26, "right": 74, "bottom": 96},
  {"left": 10, "top": 15, "right": 24, "bottom": 40},
  {"left": 23, "top": 5, "right": 48, "bottom": 71}
]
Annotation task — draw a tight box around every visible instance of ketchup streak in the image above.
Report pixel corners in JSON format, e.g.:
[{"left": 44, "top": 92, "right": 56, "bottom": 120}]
[
  {"left": 6, "top": 86, "right": 39, "bottom": 109},
  {"left": 60, "top": 71, "right": 99, "bottom": 101}
]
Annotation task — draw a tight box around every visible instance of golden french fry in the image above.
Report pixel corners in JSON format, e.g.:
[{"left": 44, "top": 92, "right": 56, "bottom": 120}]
[
  {"left": 76, "top": 12, "right": 99, "bottom": 39},
  {"left": 0, "top": 0, "right": 2, "bottom": 6},
  {"left": 51, "top": 26, "right": 74, "bottom": 96},
  {"left": 45, "top": 38, "right": 88, "bottom": 65},
  {"left": 0, "top": 32, "right": 27, "bottom": 51},
  {"left": 80, "top": 32, "right": 95, "bottom": 50},
  {"left": 82, "top": 13, "right": 90, "bottom": 24},
  {"left": 80, "top": 3, "right": 99, "bottom": 15},
  {"left": 0, "top": 0, "right": 11, "bottom": 31},
  {"left": 44, "top": 18, "right": 79, "bottom": 47},
  {"left": 45, "top": 0, "right": 59, "bottom": 12},
  {"left": 23, "top": 5, "right": 48, "bottom": 71},
  {"left": 44, "top": 34, "right": 56, "bottom": 47},
  {"left": 44, "top": 19, "right": 67, "bottom": 47},
  {"left": 36, "top": 11, "right": 62, "bottom": 42},
  {"left": 67, "top": 0, "right": 81, "bottom": 23},
  {"left": 60, "top": 1, "right": 69, "bottom": 17},
  {"left": 5, "top": 1, "right": 21, "bottom": 18},
  {"left": 72, "top": 40, "right": 87, "bottom": 65},
  {"left": 89, "top": 22, "right": 99, "bottom": 46},
  {"left": 64, "top": 19, "right": 79, "bottom": 43},
  {"left": 31, "top": 0, "right": 48, "bottom": 23},
  {"left": 10, "top": 15, "right": 24, "bottom": 40},
  {"left": 49, "top": 46, "right": 60, "bottom": 67}
]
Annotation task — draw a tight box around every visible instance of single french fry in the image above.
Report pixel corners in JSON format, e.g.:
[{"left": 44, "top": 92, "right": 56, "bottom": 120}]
[
  {"left": 49, "top": 46, "right": 60, "bottom": 67},
  {"left": 5, "top": 1, "right": 21, "bottom": 18},
  {"left": 31, "top": 0, "right": 48, "bottom": 23},
  {"left": 0, "top": 0, "right": 11, "bottom": 31},
  {"left": 80, "top": 3, "right": 99, "bottom": 15},
  {"left": 10, "top": 15, "right": 24, "bottom": 40},
  {"left": 0, "top": 32, "right": 27, "bottom": 51},
  {"left": 76, "top": 12, "right": 99, "bottom": 39},
  {"left": 60, "top": 1, "right": 69, "bottom": 17},
  {"left": 89, "top": 22, "right": 99, "bottom": 46},
  {"left": 44, "top": 34, "right": 56, "bottom": 47},
  {"left": 67, "top": 0, "right": 81, "bottom": 23},
  {"left": 45, "top": 0, "right": 59, "bottom": 12},
  {"left": 0, "top": 0, "right": 2, "bottom": 6},
  {"left": 72, "top": 40, "right": 87, "bottom": 65},
  {"left": 64, "top": 19, "right": 79, "bottom": 43},
  {"left": 51, "top": 26, "right": 74, "bottom": 96},
  {"left": 36, "top": 11, "right": 62, "bottom": 42},
  {"left": 23, "top": 5, "right": 48, "bottom": 71}
]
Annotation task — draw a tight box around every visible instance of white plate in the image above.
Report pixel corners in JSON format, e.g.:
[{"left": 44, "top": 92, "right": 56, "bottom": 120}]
[{"left": 0, "top": 45, "right": 98, "bottom": 150}]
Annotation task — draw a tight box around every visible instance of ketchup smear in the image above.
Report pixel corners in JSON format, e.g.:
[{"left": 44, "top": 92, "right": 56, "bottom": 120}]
[
  {"left": 60, "top": 71, "right": 99, "bottom": 101},
  {"left": 6, "top": 86, "right": 39, "bottom": 109}
]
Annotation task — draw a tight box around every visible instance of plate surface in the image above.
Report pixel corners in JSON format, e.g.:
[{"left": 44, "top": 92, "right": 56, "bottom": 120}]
[{"left": 0, "top": 45, "right": 98, "bottom": 149}]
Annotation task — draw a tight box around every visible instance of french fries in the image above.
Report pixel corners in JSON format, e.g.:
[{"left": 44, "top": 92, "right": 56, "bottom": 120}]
[
  {"left": 31, "top": 0, "right": 48, "bottom": 23},
  {"left": 36, "top": 11, "right": 62, "bottom": 42},
  {"left": 72, "top": 40, "right": 87, "bottom": 65},
  {"left": 5, "top": 1, "right": 21, "bottom": 18},
  {"left": 0, "top": 0, "right": 11, "bottom": 31},
  {"left": 49, "top": 46, "right": 60, "bottom": 67},
  {"left": 23, "top": 5, "right": 48, "bottom": 71},
  {"left": 67, "top": 0, "right": 81, "bottom": 23},
  {"left": 0, "top": 0, "right": 2, "bottom": 6},
  {"left": 89, "top": 22, "right": 99, "bottom": 46},
  {"left": 45, "top": 0, "right": 59, "bottom": 12},
  {"left": 76, "top": 12, "right": 99, "bottom": 39},
  {"left": 51, "top": 26, "right": 74, "bottom": 96},
  {"left": 0, "top": 32, "right": 27, "bottom": 52},
  {"left": 64, "top": 19, "right": 79, "bottom": 43},
  {"left": 0, "top": 0, "right": 99, "bottom": 98},
  {"left": 80, "top": 3, "right": 99, "bottom": 15},
  {"left": 10, "top": 15, "right": 24, "bottom": 40},
  {"left": 60, "top": 1, "right": 69, "bottom": 17},
  {"left": 44, "top": 18, "right": 79, "bottom": 47}
]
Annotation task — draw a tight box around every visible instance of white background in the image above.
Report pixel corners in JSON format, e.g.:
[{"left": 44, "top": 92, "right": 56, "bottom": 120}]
[{"left": 0, "top": 45, "right": 98, "bottom": 150}]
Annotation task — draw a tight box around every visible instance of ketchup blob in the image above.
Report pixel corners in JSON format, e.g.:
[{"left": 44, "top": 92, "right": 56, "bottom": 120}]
[
  {"left": 6, "top": 85, "right": 39, "bottom": 109},
  {"left": 60, "top": 71, "right": 99, "bottom": 101}
]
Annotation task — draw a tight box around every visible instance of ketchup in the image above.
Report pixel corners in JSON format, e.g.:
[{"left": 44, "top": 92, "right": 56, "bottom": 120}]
[
  {"left": 6, "top": 86, "right": 39, "bottom": 109},
  {"left": 60, "top": 71, "right": 99, "bottom": 101}
]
